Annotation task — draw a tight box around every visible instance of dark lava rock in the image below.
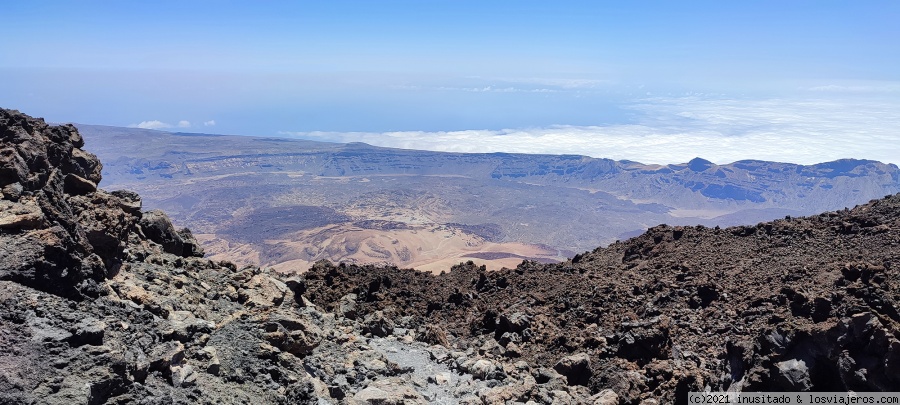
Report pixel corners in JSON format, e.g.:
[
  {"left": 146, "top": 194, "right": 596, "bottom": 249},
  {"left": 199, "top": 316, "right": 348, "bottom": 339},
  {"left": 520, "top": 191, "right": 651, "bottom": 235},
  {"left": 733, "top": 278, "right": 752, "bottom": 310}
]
[
  {"left": 140, "top": 210, "right": 204, "bottom": 258},
  {"left": 554, "top": 352, "right": 592, "bottom": 386}
]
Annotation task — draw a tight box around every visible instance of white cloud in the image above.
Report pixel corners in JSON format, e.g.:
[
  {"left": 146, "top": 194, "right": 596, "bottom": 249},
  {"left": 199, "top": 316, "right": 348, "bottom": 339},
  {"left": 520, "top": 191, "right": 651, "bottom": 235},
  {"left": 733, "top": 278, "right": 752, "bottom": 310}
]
[
  {"left": 280, "top": 96, "right": 900, "bottom": 165},
  {"left": 204, "top": 120, "right": 216, "bottom": 126},
  {"left": 437, "top": 86, "right": 557, "bottom": 93},
  {"left": 130, "top": 120, "right": 171, "bottom": 130},
  {"left": 488, "top": 77, "right": 615, "bottom": 89},
  {"left": 806, "top": 81, "right": 900, "bottom": 93},
  {"left": 177, "top": 120, "right": 191, "bottom": 128}
]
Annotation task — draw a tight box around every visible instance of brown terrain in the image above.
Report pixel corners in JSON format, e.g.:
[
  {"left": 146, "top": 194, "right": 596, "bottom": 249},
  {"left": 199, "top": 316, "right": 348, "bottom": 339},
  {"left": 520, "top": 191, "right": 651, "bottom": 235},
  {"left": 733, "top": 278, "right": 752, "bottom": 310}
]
[
  {"left": 1, "top": 109, "right": 898, "bottom": 404},
  {"left": 77, "top": 124, "right": 900, "bottom": 274}
]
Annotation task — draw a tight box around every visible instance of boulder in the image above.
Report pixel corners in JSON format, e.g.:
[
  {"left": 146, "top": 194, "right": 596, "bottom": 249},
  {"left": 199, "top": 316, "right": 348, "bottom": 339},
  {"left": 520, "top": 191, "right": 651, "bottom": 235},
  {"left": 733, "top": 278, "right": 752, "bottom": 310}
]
[
  {"left": 69, "top": 317, "right": 106, "bottom": 346},
  {"left": 554, "top": 352, "right": 592, "bottom": 386},
  {"left": 363, "top": 311, "right": 395, "bottom": 337},
  {"left": 139, "top": 210, "right": 204, "bottom": 258},
  {"left": 775, "top": 358, "right": 812, "bottom": 391},
  {"left": 63, "top": 173, "right": 97, "bottom": 195},
  {"left": 350, "top": 378, "right": 427, "bottom": 405},
  {"left": 592, "top": 389, "right": 620, "bottom": 405}
]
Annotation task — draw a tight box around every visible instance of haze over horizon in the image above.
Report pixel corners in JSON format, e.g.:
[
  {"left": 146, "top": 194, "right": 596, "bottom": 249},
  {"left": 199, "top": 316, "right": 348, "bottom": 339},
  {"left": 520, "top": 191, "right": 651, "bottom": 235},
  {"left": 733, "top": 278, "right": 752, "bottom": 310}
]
[{"left": 2, "top": 1, "right": 899, "bottom": 165}]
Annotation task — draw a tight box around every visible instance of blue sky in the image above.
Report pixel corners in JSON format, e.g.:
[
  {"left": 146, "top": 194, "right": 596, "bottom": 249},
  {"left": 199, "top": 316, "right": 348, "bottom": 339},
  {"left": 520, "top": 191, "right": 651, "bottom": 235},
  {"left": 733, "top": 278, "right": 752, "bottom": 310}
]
[{"left": 2, "top": 1, "right": 899, "bottom": 164}]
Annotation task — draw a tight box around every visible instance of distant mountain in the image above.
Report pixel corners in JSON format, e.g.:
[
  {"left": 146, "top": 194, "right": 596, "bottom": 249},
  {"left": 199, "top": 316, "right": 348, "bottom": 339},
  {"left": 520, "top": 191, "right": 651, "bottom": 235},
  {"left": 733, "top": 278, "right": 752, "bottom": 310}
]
[{"left": 78, "top": 124, "right": 900, "bottom": 271}]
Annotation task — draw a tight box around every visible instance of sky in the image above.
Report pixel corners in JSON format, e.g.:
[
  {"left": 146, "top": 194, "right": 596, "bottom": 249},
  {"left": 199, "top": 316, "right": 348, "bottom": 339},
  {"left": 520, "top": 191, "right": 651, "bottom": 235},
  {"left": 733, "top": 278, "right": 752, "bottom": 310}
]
[{"left": 1, "top": 1, "right": 899, "bottom": 164}]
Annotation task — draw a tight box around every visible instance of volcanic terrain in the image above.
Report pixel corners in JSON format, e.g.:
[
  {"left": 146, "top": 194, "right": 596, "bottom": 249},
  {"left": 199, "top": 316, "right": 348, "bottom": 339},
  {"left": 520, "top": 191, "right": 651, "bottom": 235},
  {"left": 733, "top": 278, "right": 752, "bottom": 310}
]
[
  {"left": 78, "top": 124, "right": 900, "bottom": 273},
  {"left": 1, "top": 109, "right": 898, "bottom": 404}
]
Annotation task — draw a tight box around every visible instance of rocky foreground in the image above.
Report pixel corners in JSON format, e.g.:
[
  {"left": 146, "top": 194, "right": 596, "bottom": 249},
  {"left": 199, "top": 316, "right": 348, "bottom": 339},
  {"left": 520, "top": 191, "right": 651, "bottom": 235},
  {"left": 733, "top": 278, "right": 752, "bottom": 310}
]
[{"left": 1, "top": 109, "right": 898, "bottom": 404}]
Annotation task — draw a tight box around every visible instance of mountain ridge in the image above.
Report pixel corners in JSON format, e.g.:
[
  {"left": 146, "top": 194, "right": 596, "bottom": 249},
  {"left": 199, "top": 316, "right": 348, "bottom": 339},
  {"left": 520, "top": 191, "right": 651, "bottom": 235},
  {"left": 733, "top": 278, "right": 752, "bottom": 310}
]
[{"left": 75, "top": 123, "right": 900, "bottom": 272}]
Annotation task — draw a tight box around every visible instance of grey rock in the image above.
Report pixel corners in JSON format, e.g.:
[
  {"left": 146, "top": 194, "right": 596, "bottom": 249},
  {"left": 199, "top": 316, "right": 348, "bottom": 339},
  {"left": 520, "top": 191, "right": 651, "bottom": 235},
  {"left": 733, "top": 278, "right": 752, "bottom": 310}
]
[
  {"left": 27, "top": 316, "right": 72, "bottom": 342},
  {"left": 350, "top": 378, "right": 427, "bottom": 405},
  {"left": 775, "top": 358, "right": 812, "bottom": 391},
  {"left": 171, "top": 364, "right": 197, "bottom": 388},
  {"left": 339, "top": 293, "right": 359, "bottom": 319}
]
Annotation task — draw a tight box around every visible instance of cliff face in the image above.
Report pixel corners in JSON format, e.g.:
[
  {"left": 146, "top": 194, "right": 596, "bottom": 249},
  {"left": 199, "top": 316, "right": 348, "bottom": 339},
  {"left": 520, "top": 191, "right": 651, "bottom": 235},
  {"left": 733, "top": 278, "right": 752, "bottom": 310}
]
[{"left": 1, "top": 109, "right": 899, "bottom": 404}]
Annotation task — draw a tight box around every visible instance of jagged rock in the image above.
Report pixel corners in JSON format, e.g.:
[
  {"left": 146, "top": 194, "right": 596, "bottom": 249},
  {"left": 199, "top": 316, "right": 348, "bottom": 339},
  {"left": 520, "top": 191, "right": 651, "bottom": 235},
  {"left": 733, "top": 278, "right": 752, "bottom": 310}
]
[
  {"left": 63, "top": 173, "right": 96, "bottom": 195},
  {"left": 261, "top": 311, "right": 323, "bottom": 356},
  {"left": 198, "top": 346, "right": 221, "bottom": 375},
  {"left": 417, "top": 324, "right": 450, "bottom": 347},
  {"left": 240, "top": 274, "right": 288, "bottom": 307},
  {"left": 497, "top": 312, "right": 531, "bottom": 335},
  {"left": 479, "top": 375, "right": 536, "bottom": 404},
  {"left": 480, "top": 338, "right": 503, "bottom": 356},
  {"left": 171, "top": 364, "right": 197, "bottom": 387},
  {"left": 27, "top": 316, "right": 72, "bottom": 342},
  {"left": 109, "top": 190, "right": 141, "bottom": 215},
  {"left": 592, "top": 389, "right": 619, "bottom": 405},
  {"left": 0, "top": 199, "right": 46, "bottom": 230},
  {"left": 70, "top": 317, "right": 106, "bottom": 346},
  {"left": 775, "top": 359, "right": 812, "bottom": 391},
  {"left": 339, "top": 293, "right": 359, "bottom": 319},
  {"left": 162, "top": 310, "right": 214, "bottom": 342},
  {"left": 149, "top": 341, "right": 185, "bottom": 371},
  {"left": 140, "top": 210, "right": 203, "bottom": 258},
  {"left": 554, "top": 352, "right": 592, "bottom": 386},
  {"left": 363, "top": 310, "right": 395, "bottom": 337},
  {"left": 428, "top": 372, "right": 452, "bottom": 385},
  {"left": 1, "top": 182, "right": 23, "bottom": 201},
  {"left": 461, "top": 358, "right": 505, "bottom": 381}
]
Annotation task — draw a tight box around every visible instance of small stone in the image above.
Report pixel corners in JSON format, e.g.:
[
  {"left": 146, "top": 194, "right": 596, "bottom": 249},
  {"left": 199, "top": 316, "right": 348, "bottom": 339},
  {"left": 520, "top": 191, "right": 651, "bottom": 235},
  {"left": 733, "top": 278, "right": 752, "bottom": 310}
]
[
  {"left": 428, "top": 372, "right": 452, "bottom": 385},
  {"left": 470, "top": 359, "right": 499, "bottom": 380}
]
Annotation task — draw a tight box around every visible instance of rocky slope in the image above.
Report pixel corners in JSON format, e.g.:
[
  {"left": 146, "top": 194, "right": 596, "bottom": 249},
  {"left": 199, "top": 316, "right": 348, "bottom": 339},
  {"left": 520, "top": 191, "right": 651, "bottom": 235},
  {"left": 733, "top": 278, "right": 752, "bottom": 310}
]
[
  {"left": 1, "top": 109, "right": 899, "bottom": 404},
  {"left": 301, "top": 200, "right": 900, "bottom": 402}
]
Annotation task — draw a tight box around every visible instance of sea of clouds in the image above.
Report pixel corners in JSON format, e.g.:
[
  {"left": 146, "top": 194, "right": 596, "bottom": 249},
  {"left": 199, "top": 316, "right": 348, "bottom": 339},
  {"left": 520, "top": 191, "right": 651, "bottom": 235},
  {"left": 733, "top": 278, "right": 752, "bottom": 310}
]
[{"left": 281, "top": 95, "right": 900, "bottom": 166}]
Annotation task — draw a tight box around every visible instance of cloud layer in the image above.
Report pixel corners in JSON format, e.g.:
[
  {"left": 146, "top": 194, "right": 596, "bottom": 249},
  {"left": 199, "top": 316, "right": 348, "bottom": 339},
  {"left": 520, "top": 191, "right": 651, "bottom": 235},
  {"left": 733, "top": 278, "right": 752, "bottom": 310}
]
[
  {"left": 130, "top": 119, "right": 216, "bottom": 130},
  {"left": 281, "top": 96, "right": 900, "bottom": 165},
  {"left": 131, "top": 120, "right": 171, "bottom": 130}
]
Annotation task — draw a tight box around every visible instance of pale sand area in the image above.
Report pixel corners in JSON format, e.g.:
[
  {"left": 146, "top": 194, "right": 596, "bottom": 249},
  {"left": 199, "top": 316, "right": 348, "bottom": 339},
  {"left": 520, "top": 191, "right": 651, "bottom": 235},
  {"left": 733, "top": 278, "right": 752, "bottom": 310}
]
[{"left": 196, "top": 224, "right": 562, "bottom": 274}]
